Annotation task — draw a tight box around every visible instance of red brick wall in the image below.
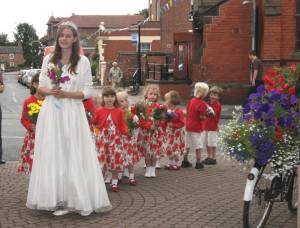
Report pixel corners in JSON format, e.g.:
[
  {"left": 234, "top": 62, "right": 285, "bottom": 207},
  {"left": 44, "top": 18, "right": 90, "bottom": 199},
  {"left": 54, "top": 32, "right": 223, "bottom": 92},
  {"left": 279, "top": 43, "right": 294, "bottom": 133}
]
[
  {"left": 202, "top": 0, "right": 252, "bottom": 84},
  {"left": 261, "top": 0, "right": 297, "bottom": 61},
  {"left": 160, "top": 0, "right": 192, "bottom": 52},
  {"left": 0, "top": 53, "right": 24, "bottom": 67}
]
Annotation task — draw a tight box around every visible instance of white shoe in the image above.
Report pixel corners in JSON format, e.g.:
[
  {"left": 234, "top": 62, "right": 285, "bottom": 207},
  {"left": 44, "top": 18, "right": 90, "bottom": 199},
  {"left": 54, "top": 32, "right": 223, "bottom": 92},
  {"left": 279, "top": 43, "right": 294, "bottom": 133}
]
[
  {"left": 144, "top": 167, "right": 151, "bottom": 178},
  {"left": 150, "top": 167, "right": 156, "bottom": 177},
  {"left": 79, "top": 211, "right": 92, "bottom": 216},
  {"left": 104, "top": 177, "right": 111, "bottom": 184},
  {"left": 53, "top": 210, "right": 70, "bottom": 216},
  {"left": 155, "top": 160, "right": 161, "bottom": 169},
  {"left": 123, "top": 168, "right": 129, "bottom": 178}
]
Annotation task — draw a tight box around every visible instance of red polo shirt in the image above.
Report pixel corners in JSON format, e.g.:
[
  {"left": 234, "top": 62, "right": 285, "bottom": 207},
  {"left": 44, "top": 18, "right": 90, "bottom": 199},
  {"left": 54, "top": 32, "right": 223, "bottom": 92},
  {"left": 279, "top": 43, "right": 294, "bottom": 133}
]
[
  {"left": 204, "top": 101, "right": 221, "bottom": 131},
  {"left": 185, "top": 97, "right": 207, "bottom": 132}
]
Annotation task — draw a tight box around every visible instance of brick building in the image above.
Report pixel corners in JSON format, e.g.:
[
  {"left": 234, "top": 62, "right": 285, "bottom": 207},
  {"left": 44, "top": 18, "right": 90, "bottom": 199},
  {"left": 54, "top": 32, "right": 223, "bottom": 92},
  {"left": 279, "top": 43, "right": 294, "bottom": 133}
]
[
  {"left": 97, "top": 21, "right": 161, "bottom": 85},
  {"left": 147, "top": 0, "right": 300, "bottom": 104},
  {"left": 0, "top": 46, "right": 24, "bottom": 71},
  {"left": 47, "top": 14, "right": 144, "bottom": 59}
]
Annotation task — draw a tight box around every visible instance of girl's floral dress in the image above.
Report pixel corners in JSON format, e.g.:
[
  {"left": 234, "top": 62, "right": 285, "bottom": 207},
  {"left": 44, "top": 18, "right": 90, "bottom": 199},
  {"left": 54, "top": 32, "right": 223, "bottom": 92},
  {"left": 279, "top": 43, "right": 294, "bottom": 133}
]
[
  {"left": 123, "top": 110, "right": 141, "bottom": 167},
  {"left": 96, "top": 114, "right": 125, "bottom": 172},
  {"left": 149, "top": 103, "right": 167, "bottom": 157},
  {"left": 164, "top": 108, "right": 185, "bottom": 160},
  {"left": 18, "top": 95, "right": 40, "bottom": 174}
]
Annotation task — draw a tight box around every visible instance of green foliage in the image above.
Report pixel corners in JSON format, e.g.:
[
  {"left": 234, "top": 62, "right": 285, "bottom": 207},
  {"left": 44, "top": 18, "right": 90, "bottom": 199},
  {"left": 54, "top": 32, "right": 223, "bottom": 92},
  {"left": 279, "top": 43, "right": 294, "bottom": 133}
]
[
  {"left": 137, "top": 8, "right": 149, "bottom": 19},
  {"left": 14, "top": 23, "right": 40, "bottom": 67}
]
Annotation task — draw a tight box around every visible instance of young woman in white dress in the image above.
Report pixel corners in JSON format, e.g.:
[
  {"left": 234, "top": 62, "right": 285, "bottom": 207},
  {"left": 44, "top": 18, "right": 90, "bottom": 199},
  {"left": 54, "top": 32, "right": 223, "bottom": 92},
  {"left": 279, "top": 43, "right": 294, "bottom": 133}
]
[{"left": 26, "top": 21, "right": 112, "bottom": 216}]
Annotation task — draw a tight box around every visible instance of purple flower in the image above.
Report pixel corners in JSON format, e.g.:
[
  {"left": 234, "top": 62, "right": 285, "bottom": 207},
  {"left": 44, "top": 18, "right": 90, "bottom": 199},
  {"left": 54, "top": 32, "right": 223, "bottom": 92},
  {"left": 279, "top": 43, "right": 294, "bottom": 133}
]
[
  {"left": 60, "top": 76, "right": 70, "bottom": 83},
  {"left": 290, "top": 95, "right": 298, "bottom": 105},
  {"left": 48, "top": 71, "right": 56, "bottom": 80}
]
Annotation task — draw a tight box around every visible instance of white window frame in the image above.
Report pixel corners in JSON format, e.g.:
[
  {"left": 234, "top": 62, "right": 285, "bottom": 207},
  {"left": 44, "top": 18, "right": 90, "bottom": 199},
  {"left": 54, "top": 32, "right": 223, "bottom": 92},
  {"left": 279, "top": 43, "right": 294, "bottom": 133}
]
[
  {"left": 9, "top": 62, "right": 14, "bottom": 67},
  {"left": 140, "top": 43, "right": 151, "bottom": 53},
  {"left": 9, "top": 53, "right": 14, "bottom": 60}
]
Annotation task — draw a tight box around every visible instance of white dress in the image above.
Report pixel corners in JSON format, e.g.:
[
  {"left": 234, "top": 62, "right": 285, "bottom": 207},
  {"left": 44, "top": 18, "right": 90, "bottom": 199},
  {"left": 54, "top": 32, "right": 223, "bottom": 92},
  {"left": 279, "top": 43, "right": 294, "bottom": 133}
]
[{"left": 26, "top": 55, "right": 112, "bottom": 215}]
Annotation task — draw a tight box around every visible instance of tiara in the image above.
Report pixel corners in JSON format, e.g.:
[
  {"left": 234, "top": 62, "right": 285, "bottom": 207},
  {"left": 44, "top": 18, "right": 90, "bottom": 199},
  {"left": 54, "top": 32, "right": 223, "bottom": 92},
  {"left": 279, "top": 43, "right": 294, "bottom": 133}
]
[{"left": 60, "top": 21, "right": 78, "bottom": 30}]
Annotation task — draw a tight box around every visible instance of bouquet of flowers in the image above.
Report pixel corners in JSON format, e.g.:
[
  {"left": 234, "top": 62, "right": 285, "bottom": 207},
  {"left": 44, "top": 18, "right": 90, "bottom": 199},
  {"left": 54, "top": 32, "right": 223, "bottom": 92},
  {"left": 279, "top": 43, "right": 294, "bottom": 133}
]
[
  {"left": 125, "top": 111, "right": 139, "bottom": 135},
  {"left": 152, "top": 104, "right": 167, "bottom": 121},
  {"left": 47, "top": 62, "right": 70, "bottom": 86},
  {"left": 27, "top": 100, "right": 44, "bottom": 124},
  {"left": 220, "top": 64, "right": 300, "bottom": 175},
  {"left": 131, "top": 102, "right": 152, "bottom": 129},
  {"left": 165, "top": 109, "right": 178, "bottom": 122}
]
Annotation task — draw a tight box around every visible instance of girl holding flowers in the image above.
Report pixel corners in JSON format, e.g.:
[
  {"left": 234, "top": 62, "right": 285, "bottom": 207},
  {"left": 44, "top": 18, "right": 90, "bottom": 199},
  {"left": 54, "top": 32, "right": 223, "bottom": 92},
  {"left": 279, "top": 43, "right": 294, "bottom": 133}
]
[
  {"left": 93, "top": 87, "right": 127, "bottom": 192},
  {"left": 116, "top": 90, "right": 140, "bottom": 185},
  {"left": 163, "top": 90, "right": 185, "bottom": 170},
  {"left": 136, "top": 84, "right": 166, "bottom": 177},
  {"left": 18, "top": 73, "right": 44, "bottom": 174}
]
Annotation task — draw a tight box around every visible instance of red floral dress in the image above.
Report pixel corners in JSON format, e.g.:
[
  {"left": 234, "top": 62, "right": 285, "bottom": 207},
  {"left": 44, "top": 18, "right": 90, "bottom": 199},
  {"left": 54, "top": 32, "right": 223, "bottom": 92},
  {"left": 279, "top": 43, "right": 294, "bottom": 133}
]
[
  {"left": 18, "top": 95, "right": 40, "bottom": 174},
  {"left": 95, "top": 114, "right": 125, "bottom": 172},
  {"left": 123, "top": 108, "right": 142, "bottom": 167},
  {"left": 164, "top": 108, "right": 185, "bottom": 160},
  {"left": 149, "top": 103, "right": 167, "bottom": 157}
]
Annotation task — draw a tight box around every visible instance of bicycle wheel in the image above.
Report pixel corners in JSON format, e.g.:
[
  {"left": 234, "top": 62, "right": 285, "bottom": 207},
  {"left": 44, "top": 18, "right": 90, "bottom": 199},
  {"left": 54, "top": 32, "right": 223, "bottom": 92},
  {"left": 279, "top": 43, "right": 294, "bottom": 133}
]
[
  {"left": 243, "top": 163, "right": 274, "bottom": 228},
  {"left": 287, "top": 168, "right": 298, "bottom": 212}
]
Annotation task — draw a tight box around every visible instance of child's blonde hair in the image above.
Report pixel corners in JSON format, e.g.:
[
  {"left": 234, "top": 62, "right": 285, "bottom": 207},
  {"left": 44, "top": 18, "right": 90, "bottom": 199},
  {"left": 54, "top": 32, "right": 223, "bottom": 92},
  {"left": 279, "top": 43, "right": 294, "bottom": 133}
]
[
  {"left": 194, "top": 82, "right": 209, "bottom": 98},
  {"left": 116, "top": 89, "right": 129, "bottom": 101},
  {"left": 164, "top": 90, "right": 181, "bottom": 105},
  {"left": 144, "top": 84, "right": 160, "bottom": 101},
  {"left": 210, "top": 86, "right": 223, "bottom": 95}
]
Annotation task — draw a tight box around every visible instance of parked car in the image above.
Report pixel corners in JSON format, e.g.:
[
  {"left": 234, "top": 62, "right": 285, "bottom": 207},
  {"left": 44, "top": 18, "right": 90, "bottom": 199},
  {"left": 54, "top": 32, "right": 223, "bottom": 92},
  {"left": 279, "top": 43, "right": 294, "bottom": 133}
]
[
  {"left": 18, "top": 69, "right": 29, "bottom": 84},
  {"left": 25, "top": 69, "right": 41, "bottom": 88}
]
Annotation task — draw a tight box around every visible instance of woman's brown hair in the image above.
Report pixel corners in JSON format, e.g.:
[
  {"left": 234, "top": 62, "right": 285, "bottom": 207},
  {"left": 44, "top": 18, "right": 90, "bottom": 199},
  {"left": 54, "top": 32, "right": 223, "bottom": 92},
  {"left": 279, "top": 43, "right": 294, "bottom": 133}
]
[
  {"left": 50, "top": 22, "right": 80, "bottom": 74},
  {"left": 101, "top": 86, "right": 119, "bottom": 107}
]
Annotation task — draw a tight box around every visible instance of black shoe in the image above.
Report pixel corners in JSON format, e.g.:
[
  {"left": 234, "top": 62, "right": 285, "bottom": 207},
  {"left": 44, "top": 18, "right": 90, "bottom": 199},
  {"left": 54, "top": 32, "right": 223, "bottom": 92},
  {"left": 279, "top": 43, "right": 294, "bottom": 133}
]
[
  {"left": 195, "top": 162, "right": 204, "bottom": 169},
  {"left": 0, "top": 160, "right": 6, "bottom": 165},
  {"left": 202, "top": 157, "right": 210, "bottom": 165},
  {"left": 181, "top": 160, "right": 192, "bottom": 168},
  {"left": 205, "top": 158, "right": 217, "bottom": 165}
]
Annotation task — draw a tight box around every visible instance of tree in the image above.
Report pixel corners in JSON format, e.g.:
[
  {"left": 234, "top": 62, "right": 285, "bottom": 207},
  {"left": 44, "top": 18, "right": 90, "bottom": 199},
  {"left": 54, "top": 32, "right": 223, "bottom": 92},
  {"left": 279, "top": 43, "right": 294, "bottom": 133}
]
[
  {"left": 0, "top": 33, "right": 9, "bottom": 46},
  {"left": 14, "top": 23, "right": 42, "bottom": 67},
  {"left": 137, "top": 8, "right": 149, "bottom": 19}
]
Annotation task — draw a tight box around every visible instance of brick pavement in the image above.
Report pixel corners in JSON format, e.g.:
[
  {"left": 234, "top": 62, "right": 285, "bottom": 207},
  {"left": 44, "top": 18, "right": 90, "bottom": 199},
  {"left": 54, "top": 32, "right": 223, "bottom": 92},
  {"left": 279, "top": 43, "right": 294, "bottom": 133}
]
[{"left": 0, "top": 154, "right": 296, "bottom": 228}]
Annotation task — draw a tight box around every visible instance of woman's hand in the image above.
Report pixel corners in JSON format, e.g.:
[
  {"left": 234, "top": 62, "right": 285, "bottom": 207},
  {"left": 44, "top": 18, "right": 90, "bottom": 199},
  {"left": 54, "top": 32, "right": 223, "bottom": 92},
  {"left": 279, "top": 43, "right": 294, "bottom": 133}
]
[{"left": 51, "top": 87, "right": 69, "bottom": 99}]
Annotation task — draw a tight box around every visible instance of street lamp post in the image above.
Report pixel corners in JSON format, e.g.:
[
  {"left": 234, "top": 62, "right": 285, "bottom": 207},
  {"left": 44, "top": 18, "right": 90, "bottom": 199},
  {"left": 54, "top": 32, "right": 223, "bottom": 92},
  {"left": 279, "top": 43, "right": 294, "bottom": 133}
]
[
  {"left": 137, "top": 23, "right": 141, "bottom": 85},
  {"left": 243, "top": 0, "right": 256, "bottom": 51}
]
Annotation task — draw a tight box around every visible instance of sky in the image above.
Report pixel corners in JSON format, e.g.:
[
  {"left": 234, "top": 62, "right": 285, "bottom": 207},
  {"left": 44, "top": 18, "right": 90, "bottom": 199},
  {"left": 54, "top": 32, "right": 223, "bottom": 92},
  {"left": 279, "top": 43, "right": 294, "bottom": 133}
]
[{"left": 1, "top": 0, "right": 148, "bottom": 41}]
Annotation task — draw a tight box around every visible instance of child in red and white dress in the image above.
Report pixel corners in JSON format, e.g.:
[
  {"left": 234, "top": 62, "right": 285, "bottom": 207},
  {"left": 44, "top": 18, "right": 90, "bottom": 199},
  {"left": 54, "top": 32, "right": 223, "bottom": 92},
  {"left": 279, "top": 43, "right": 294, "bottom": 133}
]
[
  {"left": 203, "top": 86, "right": 223, "bottom": 165},
  {"left": 137, "top": 85, "right": 166, "bottom": 177},
  {"left": 116, "top": 90, "right": 140, "bottom": 185},
  {"left": 93, "top": 87, "right": 127, "bottom": 192},
  {"left": 18, "top": 73, "right": 44, "bottom": 174},
  {"left": 163, "top": 90, "right": 185, "bottom": 170},
  {"left": 181, "top": 82, "right": 210, "bottom": 169}
]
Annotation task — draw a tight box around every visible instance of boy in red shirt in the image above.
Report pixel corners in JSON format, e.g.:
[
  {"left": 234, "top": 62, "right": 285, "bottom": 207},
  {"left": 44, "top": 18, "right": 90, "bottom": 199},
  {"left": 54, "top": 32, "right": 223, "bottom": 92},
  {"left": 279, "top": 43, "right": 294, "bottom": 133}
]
[
  {"left": 182, "top": 82, "right": 209, "bottom": 169},
  {"left": 203, "top": 86, "right": 223, "bottom": 165}
]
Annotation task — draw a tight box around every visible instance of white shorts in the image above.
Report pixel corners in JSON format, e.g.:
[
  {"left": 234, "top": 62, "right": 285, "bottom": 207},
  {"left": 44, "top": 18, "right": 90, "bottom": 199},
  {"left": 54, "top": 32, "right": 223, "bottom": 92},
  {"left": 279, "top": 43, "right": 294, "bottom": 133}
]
[
  {"left": 206, "top": 131, "right": 218, "bottom": 147},
  {"left": 185, "top": 132, "right": 206, "bottom": 150}
]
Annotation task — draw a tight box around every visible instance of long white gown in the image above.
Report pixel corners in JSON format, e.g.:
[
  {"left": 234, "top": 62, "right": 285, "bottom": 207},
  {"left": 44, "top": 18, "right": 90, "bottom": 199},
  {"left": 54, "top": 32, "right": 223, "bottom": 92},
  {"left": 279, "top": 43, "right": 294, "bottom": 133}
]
[{"left": 26, "top": 55, "right": 112, "bottom": 215}]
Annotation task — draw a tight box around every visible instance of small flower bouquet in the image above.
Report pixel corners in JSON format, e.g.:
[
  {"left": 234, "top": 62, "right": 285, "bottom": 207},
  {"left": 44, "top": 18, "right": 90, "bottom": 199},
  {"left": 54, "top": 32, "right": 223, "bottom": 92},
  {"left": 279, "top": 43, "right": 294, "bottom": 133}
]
[
  {"left": 165, "top": 109, "right": 178, "bottom": 122},
  {"left": 152, "top": 104, "right": 167, "bottom": 121},
  {"left": 220, "top": 64, "right": 300, "bottom": 176},
  {"left": 27, "top": 100, "right": 44, "bottom": 124},
  {"left": 47, "top": 62, "right": 70, "bottom": 86},
  {"left": 131, "top": 102, "right": 152, "bottom": 129},
  {"left": 125, "top": 111, "right": 139, "bottom": 135}
]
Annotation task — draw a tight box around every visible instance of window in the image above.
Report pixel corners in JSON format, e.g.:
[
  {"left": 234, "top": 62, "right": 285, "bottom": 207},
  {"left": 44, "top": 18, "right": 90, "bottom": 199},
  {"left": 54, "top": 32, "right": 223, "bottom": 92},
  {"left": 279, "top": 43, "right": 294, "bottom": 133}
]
[
  {"left": 9, "top": 53, "right": 14, "bottom": 60},
  {"left": 296, "top": 0, "right": 300, "bottom": 50},
  {"left": 9, "top": 62, "right": 14, "bottom": 67},
  {"left": 140, "top": 43, "right": 151, "bottom": 53}
]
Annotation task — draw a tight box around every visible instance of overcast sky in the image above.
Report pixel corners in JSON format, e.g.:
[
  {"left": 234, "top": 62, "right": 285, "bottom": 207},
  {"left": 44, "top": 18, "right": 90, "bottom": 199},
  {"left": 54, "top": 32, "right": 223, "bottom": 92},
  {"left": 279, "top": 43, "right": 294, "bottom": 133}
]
[{"left": 1, "top": 0, "right": 148, "bottom": 41}]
